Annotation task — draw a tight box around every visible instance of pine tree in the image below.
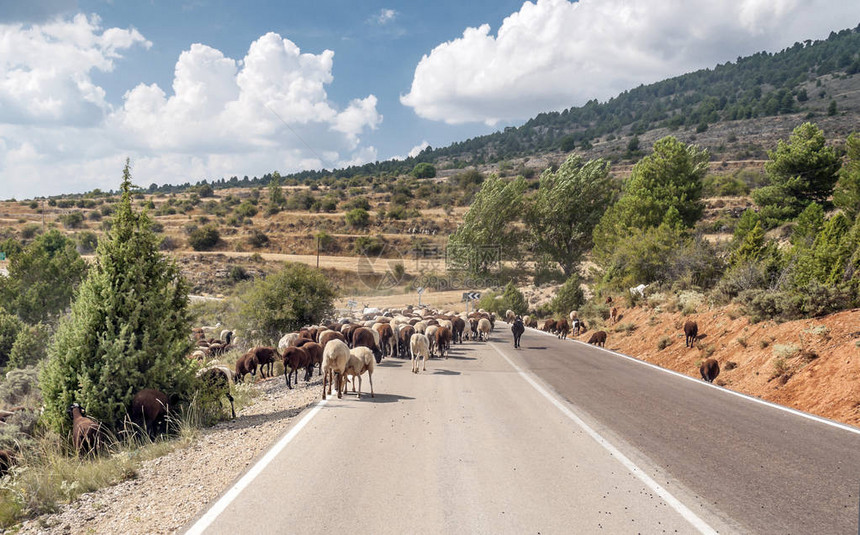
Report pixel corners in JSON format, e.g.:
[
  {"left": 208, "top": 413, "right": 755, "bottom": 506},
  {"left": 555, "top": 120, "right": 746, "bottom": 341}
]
[{"left": 41, "top": 161, "right": 196, "bottom": 435}]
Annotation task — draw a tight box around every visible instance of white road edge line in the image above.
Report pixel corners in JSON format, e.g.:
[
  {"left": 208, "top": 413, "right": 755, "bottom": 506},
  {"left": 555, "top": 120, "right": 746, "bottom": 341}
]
[
  {"left": 185, "top": 399, "right": 328, "bottom": 535},
  {"left": 529, "top": 327, "right": 860, "bottom": 436},
  {"left": 490, "top": 341, "right": 719, "bottom": 535}
]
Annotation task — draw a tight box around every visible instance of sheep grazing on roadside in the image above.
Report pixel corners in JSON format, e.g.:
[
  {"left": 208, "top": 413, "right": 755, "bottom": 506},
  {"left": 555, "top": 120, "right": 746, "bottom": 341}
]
[
  {"left": 345, "top": 346, "right": 375, "bottom": 398},
  {"left": 587, "top": 331, "right": 608, "bottom": 348},
  {"left": 569, "top": 311, "right": 578, "bottom": 322},
  {"left": 511, "top": 317, "right": 524, "bottom": 348},
  {"left": 572, "top": 319, "right": 586, "bottom": 337},
  {"left": 410, "top": 333, "right": 431, "bottom": 374},
  {"left": 67, "top": 403, "right": 105, "bottom": 457},
  {"left": 555, "top": 318, "right": 570, "bottom": 340},
  {"left": 505, "top": 309, "right": 516, "bottom": 323},
  {"left": 684, "top": 320, "right": 699, "bottom": 348},
  {"left": 246, "top": 346, "right": 279, "bottom": 378},
  {"left": 526, "top": 316, "right": 538, "bottom": 328},
  {"left": 197, "top": 366, "right": 236, "bottom": 418},
  {"left": 700, "top": 358, "right": 720, "bottom": 383},
  {"left": 609, "top": 307, "right": 619, "bottom": 325},
  {"left": 542, "top": 319, "right": 557, "bottom": 333},
  {"left": 477, "top": 318, "right": 492, "bottom": 341},
  {"left": 234, "top": 352, "right": 259, "bottom": 383},
  {"left": 282, "top": 346, "right": 314, "bottom": 389},
  {"left": 130, "top": 388, "right": 169, "bottom": 438},
  {"left": 322, "top": 339, "right": 351, "bottom": 400}
]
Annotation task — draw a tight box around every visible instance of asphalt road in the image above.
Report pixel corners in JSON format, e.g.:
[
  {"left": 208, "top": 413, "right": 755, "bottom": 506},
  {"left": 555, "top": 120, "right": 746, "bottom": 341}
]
[{"left": 186, "top": 327, "right": 860, "bottom": 534}]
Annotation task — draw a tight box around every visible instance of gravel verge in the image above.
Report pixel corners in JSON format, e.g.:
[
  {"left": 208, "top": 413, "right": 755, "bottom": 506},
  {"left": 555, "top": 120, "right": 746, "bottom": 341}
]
[{"left": 13, "top": 375, "right": 322, "bottom": 535}]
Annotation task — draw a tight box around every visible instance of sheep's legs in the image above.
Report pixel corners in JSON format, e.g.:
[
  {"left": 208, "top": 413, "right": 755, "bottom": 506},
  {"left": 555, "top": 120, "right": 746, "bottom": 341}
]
[{"left": 368, "top": 373, "right": 374, "bottom": 398}]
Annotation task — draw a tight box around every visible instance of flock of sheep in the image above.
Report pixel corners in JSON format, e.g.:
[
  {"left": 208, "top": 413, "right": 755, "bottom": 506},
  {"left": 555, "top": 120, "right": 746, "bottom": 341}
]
[{"left": 59, "top": 298, "right": 718, "bottom": 459}]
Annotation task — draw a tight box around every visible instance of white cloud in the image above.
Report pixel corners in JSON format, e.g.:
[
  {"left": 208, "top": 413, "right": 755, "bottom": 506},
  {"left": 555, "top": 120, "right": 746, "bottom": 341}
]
[
  {"left": 0, "top": 22, "right": 382, "bottom": 199},
  {"left": 401, "top": 0, "right": 860, "bottom": 125},
  {"left": 408, "top": 141, "right": 430, "bottom": 158},
  {"left": 0, "top": 14, "right": 150, "bottom": 126},
  {"left": 372, "top": 9, "right": 397, "bottom": 25}
]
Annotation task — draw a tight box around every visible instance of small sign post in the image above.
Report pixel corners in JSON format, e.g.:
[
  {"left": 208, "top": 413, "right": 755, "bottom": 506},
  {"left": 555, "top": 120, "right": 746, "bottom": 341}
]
[
  {"left": 462, "top": 291, "right": 480, "bottom": 315},
  {"left": 416, "top": 286, "right": 424, "bottom": 307}
]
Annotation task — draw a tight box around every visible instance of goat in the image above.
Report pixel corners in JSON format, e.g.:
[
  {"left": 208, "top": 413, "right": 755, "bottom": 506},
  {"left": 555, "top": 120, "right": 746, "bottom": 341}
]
[
  {"left": 684, "top": 320, "right": 699, "bottom": 348},
  {"left": 587, "top": 331, "right": 607, "bottom": 348},
  {"left": 68, "top": 403, "right": 104, "bottom": 457},
  {"left": 572, "top": 319, "right": 586, "bottom": 337},
  {"left": 130, "top": 388, "right": 169, "bottom": 438},
  {"left": 700, "top": 358, "right": 720, "bottom": 383},
  {"left": 197, "top": 366, "right": 236, "bottom": 418},
  {"left": 511, "top": 317, "right": 524, "bottom": 348},
  {"left": 609, "top": 307, "right": 619, "bottom": 325}
]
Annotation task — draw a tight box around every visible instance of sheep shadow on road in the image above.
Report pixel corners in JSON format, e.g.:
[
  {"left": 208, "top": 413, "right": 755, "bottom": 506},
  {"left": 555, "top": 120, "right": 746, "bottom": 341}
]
[{"left": 431, "top": 369, "right": 461, "bottom": 376}]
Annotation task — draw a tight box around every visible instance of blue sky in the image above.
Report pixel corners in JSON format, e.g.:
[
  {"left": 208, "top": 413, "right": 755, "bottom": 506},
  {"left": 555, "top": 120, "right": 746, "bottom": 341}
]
[{"left": 1, "top": 0, "right": 859, "bottom": 199}]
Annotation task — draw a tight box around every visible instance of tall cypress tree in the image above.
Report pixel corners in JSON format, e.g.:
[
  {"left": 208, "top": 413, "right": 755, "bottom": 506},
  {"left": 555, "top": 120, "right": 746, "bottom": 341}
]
[{"left": 41, "top": 161, "right": 196, "bottom": 435}]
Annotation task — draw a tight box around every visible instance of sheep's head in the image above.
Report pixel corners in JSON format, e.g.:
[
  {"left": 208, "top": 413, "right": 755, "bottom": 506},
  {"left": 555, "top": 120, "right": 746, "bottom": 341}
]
[{"left": 67, "top": 403, "right": 84, "bottom": 419}]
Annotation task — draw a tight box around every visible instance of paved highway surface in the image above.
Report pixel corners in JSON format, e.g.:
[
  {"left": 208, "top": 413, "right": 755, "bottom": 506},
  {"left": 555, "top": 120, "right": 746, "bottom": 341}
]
[{"left": 185, "top": 327, "right": 860, "bottom": 534}]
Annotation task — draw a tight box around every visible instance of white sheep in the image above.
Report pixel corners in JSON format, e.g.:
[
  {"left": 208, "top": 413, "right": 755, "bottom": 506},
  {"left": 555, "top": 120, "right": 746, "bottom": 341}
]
[
  {"left": 477, "top": 318, "right": 492, "bottom": 341},
  {"left": 278, "top": 332, "right": 300, "bottom": 353},
  {"left": 410, "top": 333, "right": 430, "bottom": 374},
  {"left": 345, "top": 346, "right": 375, "bottom": 398},
  {"left": 439, "top": 319, "right": 453, "bottom": 332},
  {"left": 522, "top": 315, "right": 531, "bottom": 327},
  {"left": 425, "top": 325, "right": 440, "bottom": 356},
  {"left": 569, "top": 310, "right": 578, "bottom": 321},
  {"left": 505, "top": 309, "right": 515, "bottom": 323},
  {"left": 322, "top": 339, "right": 351, "bottom": 400},
  {"left": 413, "top": 321, "right": 427, "bottom": 334}
]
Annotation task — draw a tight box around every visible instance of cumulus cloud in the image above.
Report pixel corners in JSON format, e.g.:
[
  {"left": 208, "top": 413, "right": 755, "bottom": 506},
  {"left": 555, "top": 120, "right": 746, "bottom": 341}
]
[
  {"left": 0, "top": 14, "right": 150, "bottom": 125},
  {"left": 401, "top": 0, "right": 860, "bottom": 125},
  {"left": 0, "top": 21, "right": 382, "bottom": 198}
]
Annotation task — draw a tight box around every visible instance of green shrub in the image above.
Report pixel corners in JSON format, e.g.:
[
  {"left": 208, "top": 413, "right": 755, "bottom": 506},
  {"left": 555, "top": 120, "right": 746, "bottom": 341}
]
[
  {"left": 354, "top": 236, "right": 385, "bottom": 256},
  {"left": 59, "top": 211, "right": 85, "bottom": 229},
  {"left": 657, "top": 336, "right": 672, "bottom": 350},
  {"left": 76, "top": 231, "right": 99, "bottom": 253},
  {"left": 235, "top": 201, "right": 258, "bottom": 218},
  {"left": 412, "top": 163, "right": 437, "bottom": 179},
  {"left": 234, "top": 262, "right": 336, "bottom": 343},
  {"left": 188, "top": 225, "right": 220, "bottom": 250},
  {"left": 550, "top": 274, "right": 585, "bottom": 315},
  {"left": 0, "top": 309, "right": 24, "bottom": 368},
  {"left": 247, "top": 229, "right": 269, "bottom": 248},
  {"left": 7, "top": 323, "right": 50, "bottom": 369},
  {"left": 345, "top": 208, "right": 370, "bottom": 228},
  {"left": 20, "top": 224, "right": 41, "bottom": 240}
]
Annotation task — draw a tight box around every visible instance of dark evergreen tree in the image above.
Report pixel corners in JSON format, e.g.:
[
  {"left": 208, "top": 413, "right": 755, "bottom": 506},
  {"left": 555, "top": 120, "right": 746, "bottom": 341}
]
[{"left": 41, "top": 161, "right": 196, "bottom": 435}]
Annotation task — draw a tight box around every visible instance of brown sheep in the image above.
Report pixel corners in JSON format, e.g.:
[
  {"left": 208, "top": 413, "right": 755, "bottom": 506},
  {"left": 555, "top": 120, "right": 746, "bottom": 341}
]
[
  {"left": 542, "top": 319, "right": 557, "bottom": 333},
  {"left": 130, "top": 389, "right": 169, "bottom": 438},
  {"left": 67, "top": 403, "right": 105, "bottom": 457},
  {"left": 684, "top": 320, "right": 699, "bottom": 348},
  {"left": 352, "top": 327, "right": 383, "bottom": 363},
  {"left": 375, "top": 323, "right": 394, "bottom": 358},
  {"left": 587, "top": 331, "right": 607, "bottom": 347},
  {"left": 246, "top": 346, "right": 279, "bottom": 378},
  {"left": 555, "top": 319, "right": 570, "bottom": 340},
  {"left": 300, "top": 341, "right": 324, "bottom": 376},
  {"left": 235, "top": 352, "right": 259, "bottom": 383},
  {"left": 700, "top": 358, "right": 720, "bottom": 383},
  {"left": 609, "top": 307, "right": 619, "bottom": 325},
  {"left": 318, "top": 329, "right": 347, "bottom": 348},
  {"left": 452, "top": 317, "right": 466, "bottom": 344},
  {"left": 282, "top": 346, "right": 314, "bottom": 389},
  {"left": 398, "top": 325, "right": 415, "bottom": 358},
  {"left": 435, "top": 326, "right": 452, "bottom": 359}
]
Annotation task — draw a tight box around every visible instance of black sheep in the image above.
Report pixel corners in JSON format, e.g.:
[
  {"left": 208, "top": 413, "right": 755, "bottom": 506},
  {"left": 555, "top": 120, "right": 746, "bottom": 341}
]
[
  {"left": 511, "top": 317, "right": 524, "bottom": 349},
  {"left": 684, "top": 320, "right": 699, "bottom": 348},
  {"left": 700, "top": 358, "right": 720, "bottom": 383}
]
